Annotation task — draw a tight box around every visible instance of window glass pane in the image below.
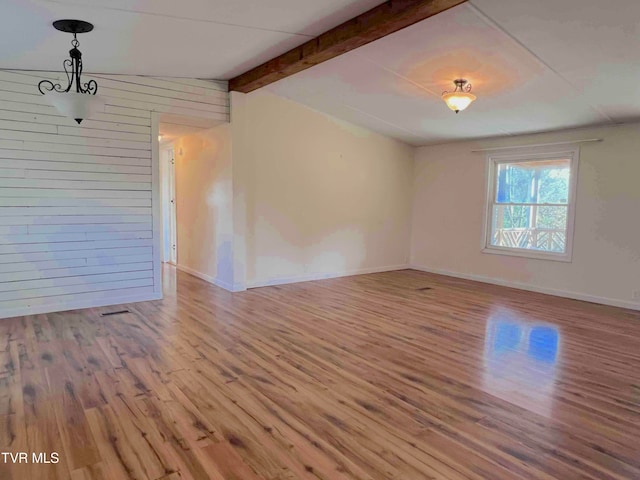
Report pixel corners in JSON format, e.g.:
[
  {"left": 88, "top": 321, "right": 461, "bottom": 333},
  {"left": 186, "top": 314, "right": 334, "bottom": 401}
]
[
  {"left": 495, "top": 163, "right": 535, "bottom": 203},
  {"left": 490, "top": 205, "right": 533, "bottom": 249},
  {"left": 536, "top": 205, "right": 567, "bottom": 230},
  {"left": 492, "top": 204, "right": 532, "bottom": 231},
  {"left": 495, "top": 159, "right": 570, "bottom": 205},
  {"left": 537, "top": 162, "right": 570, "bottom": 204},
  {"left": 534, "top": 206, "right": 567, "bottom": 253}
]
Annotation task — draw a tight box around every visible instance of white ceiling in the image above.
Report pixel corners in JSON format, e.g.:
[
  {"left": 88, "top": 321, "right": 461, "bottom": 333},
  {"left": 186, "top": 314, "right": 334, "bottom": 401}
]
[
  {"left": 0, "top": 0, "right": 384, "bottom": 78},
  {"left": 2, "top": 0, "right": 640, "bottom": 145},
  {"left": 266, "top": 0, "right": 640, "bottom": 145}
]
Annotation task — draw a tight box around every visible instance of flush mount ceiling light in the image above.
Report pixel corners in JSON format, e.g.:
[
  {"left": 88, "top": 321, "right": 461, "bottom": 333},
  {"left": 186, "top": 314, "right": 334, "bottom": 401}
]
[
  {"left": 442, "top": 79, "right": 476, "bottom": 113},
  {"left": 37, "top": 19, "right": 104, "bottom": 124}
]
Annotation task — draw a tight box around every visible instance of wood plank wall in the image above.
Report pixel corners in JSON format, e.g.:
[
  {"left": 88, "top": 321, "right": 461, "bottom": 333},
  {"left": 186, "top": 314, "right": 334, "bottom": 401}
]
[{"left": 0, "top": 70, "right": 228, "bottom": 318}]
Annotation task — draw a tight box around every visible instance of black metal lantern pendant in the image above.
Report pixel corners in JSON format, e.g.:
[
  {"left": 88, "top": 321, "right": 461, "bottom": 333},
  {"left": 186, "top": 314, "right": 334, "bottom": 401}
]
[{"left": 37, "top": 20, "right": 103, "bottom": 124}]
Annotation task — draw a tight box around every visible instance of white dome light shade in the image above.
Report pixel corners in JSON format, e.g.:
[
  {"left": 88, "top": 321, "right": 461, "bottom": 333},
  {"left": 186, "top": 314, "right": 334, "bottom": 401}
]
[
  {"left": 44, "top": 91, "right": 105, "bottom": 124},
  {"left": 441, "top": 79, "right": 476, "bottom": 113},
  {"left": 442, "top": 91, "right": 476, "bottom": 113}
]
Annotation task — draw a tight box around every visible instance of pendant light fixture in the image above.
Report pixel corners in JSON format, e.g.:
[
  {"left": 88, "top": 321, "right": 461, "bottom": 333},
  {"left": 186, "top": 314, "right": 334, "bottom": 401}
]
[
  {"left": 442, "top": 79, "right": 476, "bottom": 113},
  {"left": 37, "top": 20, "right": 104, "bottom": 124}
]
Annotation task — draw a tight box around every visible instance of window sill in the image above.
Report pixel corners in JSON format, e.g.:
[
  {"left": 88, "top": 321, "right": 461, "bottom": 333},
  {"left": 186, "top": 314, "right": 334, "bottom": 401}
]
[{"left": 481, "top": 246, "right": 572, "bottom": 263}]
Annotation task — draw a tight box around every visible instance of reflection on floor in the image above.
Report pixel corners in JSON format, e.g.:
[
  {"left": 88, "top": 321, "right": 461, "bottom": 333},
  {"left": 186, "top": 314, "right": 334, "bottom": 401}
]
[
  {"left": 484, "top": 314, "right": 560, "bottom": 416},
  {"left": 1, "top": 267, "right": 640, "bottom": 479}
]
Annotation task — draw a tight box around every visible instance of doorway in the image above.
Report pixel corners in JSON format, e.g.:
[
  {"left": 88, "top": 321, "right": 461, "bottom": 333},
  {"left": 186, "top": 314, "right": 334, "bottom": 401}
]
[{"left": 158, "top": 114, "right": 225, "bottom": 269}]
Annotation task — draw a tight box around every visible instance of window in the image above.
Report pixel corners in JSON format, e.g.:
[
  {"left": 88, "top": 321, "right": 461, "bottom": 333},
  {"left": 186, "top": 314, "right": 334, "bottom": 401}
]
[{"left": 483, "top": 147, "right": 579, "bottom": 261}]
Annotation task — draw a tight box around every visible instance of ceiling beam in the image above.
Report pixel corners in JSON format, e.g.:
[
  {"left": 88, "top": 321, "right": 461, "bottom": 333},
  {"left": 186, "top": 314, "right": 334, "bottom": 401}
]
[{"left": 229, "top": 0, "right": 467, "bottom": 93}]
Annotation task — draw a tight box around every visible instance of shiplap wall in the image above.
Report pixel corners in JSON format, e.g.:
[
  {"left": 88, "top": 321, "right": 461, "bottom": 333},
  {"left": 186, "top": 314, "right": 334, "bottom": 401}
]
[{"left": 0, "top": 69, "right": 228, "bottom": 318}]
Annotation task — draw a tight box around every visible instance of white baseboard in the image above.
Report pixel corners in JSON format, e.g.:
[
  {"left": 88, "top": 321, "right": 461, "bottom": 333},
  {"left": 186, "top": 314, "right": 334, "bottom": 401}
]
[
  {"left": 246, "top": 264, "right": 411, "bottom": 289},
  {"left": 175, "top": 264, "right": 243, "bottom": 292},
  {"left": 410, "top": 264, "right": 640, "bottom": 311},
  {"left": 1, "top": 291, "right": 163, "bottom": 320}
]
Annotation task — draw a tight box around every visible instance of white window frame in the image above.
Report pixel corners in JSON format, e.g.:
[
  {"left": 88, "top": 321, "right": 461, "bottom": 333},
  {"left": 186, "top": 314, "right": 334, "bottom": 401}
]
[{"left": 481, "top": 146, "right": 580, "bottom": 262}]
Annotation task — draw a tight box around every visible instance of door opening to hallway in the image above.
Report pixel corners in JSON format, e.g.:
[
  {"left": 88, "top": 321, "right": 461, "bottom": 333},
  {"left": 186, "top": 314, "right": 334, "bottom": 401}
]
[
  {"left": 158, "top": 114, "right": 231, "bottom": 290},
  {"left": 160, "top": 115, "right": 223, "bottom": 266}
]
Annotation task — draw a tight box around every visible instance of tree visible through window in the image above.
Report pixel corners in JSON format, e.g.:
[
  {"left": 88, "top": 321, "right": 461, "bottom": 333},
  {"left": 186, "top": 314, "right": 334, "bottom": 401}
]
[{"left": 484, "top": 149, "right": 578, "bottom": 261}]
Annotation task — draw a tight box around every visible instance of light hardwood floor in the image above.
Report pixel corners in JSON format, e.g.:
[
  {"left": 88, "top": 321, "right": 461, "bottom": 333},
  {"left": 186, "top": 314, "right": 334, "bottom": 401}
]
[{"left": 1, "top": 267, "right": 640, "bottom": 479}]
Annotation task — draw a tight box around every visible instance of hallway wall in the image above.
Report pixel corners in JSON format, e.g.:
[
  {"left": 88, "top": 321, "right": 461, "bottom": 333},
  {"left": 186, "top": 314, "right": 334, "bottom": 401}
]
[{"left": 173, "top": 125, "right": 234, "bottom": 290}]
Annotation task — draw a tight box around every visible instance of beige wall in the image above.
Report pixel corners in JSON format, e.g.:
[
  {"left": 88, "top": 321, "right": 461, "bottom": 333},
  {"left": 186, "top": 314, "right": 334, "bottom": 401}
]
[
  {"left": 232, "top": 91, "right": 415, "bottom": 287},
  {"left": 411, "top": 123, "right": 640, "bottom": 309},
  {"left": 174, "top": 124, "right": 234, "bottom": 289}
]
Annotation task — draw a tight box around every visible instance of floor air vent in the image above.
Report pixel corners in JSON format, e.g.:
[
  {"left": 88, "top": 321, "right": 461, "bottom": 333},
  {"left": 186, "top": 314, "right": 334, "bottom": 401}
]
[{"left": 100, "top": 309, "right": 131, "bottom": 317}]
